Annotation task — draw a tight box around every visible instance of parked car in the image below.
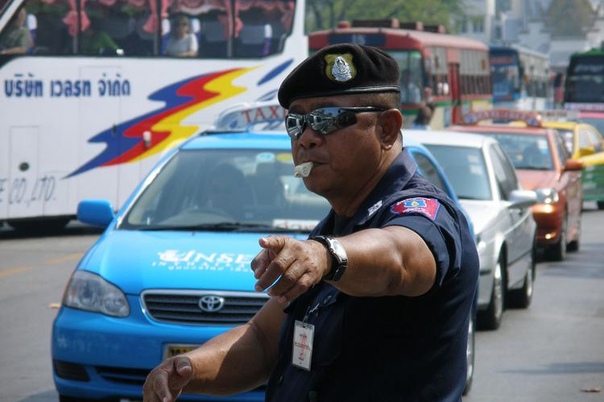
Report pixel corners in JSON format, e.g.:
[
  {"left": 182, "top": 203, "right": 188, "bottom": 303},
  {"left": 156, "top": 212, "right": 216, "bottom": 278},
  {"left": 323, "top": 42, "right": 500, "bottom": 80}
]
[
  {"left": 449, "top": 109, "right": 584, "bottom": 261},
  {"left": 405, "top": 129, "right": 538, "bottom": 331},
  {"left": 52, "top": 102, "right": 476, "bottom": 401},
  {"left": 541, "top": 118, "right": 604, "bottom": 210}
]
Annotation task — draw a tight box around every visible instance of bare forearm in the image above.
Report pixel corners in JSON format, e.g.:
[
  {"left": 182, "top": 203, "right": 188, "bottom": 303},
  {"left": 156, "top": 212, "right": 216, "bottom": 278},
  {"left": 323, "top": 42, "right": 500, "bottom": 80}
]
[
  {"left": 1, "top": 47, "right": 27, "bottom": 55},
  {"left": 332, "top": 227, "right": 436, "bottom": 297},
  {"left": 180, "top": 326, "right": 267, "bottom": 394},
  {"left": 182, "top": 299, "right": 283, "bottom": 395}
]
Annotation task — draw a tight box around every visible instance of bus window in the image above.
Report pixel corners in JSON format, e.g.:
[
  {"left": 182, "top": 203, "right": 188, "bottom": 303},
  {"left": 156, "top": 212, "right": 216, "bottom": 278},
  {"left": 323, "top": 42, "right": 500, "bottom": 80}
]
[
  {"left": 233, "top": 0, "right": 294, "bottom": 58},
  {"left": 5, "top": 0, "right": 297, "bottom": 59},
  {"left": 565, "top": 50, "right": 604, "bottom": 105},
  {"left": 390, "top": 50, "right": 424, "bottom": 103},
  {"left": 0, "top": 5, "right": 33, "bottom": 55}
]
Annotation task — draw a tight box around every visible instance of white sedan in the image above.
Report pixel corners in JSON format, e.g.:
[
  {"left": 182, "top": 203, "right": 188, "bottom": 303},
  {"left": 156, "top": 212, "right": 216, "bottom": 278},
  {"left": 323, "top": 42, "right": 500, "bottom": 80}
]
[{"left": 405, "top": 130, "right": 538, "bottom": 330}]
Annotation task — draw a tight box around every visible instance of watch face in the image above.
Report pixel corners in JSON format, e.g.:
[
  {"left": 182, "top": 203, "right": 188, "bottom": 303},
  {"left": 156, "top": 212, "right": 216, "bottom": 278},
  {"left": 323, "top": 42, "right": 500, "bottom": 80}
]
[
  {"left": 332, "top": 242, "right": 345, "bottom": 260},
  {"left": 328, "top": 238, "right": 347, "bottom": 263}
]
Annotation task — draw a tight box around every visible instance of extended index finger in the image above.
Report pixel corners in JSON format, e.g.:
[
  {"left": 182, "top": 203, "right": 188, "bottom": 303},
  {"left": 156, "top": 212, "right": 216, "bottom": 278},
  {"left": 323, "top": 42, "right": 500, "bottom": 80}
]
[{"left": 254, "top": 236, "right": 289, "bottom": 292}]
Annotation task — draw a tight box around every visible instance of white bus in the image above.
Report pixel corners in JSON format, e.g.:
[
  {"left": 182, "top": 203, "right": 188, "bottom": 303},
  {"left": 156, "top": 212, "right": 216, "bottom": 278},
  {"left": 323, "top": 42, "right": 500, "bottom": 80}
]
[{"left": 0, "top": 0, "right": 306, "bottom": 231}]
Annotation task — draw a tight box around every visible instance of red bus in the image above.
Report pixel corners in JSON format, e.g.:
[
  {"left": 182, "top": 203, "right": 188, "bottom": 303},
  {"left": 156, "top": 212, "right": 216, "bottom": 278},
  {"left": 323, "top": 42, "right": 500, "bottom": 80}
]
[{"left": 309, "top": 19, "right": 492, "bottom": 129}]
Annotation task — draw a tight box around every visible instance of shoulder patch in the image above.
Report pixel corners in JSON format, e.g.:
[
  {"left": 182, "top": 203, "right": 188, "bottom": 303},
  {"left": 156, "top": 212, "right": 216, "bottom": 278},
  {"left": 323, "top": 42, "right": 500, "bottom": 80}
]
[{"left": 391, "top": 197, "right": 441, "bottom": 220}]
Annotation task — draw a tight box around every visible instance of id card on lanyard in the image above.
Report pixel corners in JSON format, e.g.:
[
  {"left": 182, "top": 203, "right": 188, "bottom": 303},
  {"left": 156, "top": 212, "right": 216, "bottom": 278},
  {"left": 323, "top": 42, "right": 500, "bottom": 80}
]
[{"left": 292, "top": 320, "right": 315, "bottom": 371}]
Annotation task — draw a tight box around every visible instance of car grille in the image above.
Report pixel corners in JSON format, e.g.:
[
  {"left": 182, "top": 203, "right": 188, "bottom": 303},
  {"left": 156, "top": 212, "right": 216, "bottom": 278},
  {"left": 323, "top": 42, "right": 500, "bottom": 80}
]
[
  {"left": 142, "top": 290, "right": 269, "bottom": 325},
  {"left": 97, "top": 365, "right": 149, "bottom": 385}
]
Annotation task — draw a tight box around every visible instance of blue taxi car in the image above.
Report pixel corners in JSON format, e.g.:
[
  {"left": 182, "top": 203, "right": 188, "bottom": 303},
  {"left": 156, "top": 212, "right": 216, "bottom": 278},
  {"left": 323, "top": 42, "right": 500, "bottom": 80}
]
[{"left": 51, "top": 103, "right": 474, "bottom": 401}]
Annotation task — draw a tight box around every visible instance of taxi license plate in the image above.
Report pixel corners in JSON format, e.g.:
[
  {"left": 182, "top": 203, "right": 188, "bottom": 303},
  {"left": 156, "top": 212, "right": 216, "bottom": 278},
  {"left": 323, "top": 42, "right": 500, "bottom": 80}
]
[{"left": 164, "top": 344, "right": 199, "bottom": 359}]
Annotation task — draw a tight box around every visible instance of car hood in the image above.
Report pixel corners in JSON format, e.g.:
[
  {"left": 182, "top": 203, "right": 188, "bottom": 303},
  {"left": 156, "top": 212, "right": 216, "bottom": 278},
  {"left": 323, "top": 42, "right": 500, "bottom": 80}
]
[
  {"left": 458, "top": 200, "right": 497, "bottom": 236},
  {"left": 79, "top": 230, "right": 307, "bottom": 294},
  {"left": 515, "top": 170, "right": 556, "bottom": 190}
]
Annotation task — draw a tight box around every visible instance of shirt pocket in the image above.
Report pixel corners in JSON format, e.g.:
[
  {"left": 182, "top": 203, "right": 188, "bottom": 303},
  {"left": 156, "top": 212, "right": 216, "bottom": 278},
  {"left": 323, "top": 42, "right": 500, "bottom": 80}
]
[{"left": 305, "top": 289, "right": 346, "bottom": 368}]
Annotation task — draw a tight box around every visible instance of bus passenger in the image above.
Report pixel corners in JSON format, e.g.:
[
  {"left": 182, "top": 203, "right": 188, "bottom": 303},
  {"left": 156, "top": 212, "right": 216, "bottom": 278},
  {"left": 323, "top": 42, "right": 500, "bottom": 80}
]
[
  {"left": 165, "top": 15, "right": 198, "bottom": 58},
  {"left": 412, "top": 87, "right": 436, "bottom": 130},
  {"left": 80, "top": 18, "right": 121, "bottom": 56},
  {"left": 0, "top": 8, "right": 33, "bottom": 55},
  {"left": 401, "top": 68, "right": 422, "bottom": 103}
]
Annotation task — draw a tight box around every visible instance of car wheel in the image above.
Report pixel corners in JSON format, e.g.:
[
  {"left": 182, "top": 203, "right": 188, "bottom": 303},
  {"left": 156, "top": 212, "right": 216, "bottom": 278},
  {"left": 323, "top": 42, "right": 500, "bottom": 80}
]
[
  {"left": 508, "top": 264, "right": 534, "bottom": 309},
  {"left": 463, "top": 312, "right": 475, "bottom": 396},
  {"left": 597, "top": 201, "right": 604, "bottom": 210},
  {"left": 547, "top": 215, "right": 567, "bottom": 261},
  {"left": 567, "top": 212, "right": 581, "bottom": 252},
  {"left": 508, "top": 238, "right": 535, "bottom": 309},
  {"left": 478, "top": 257, "right": 504, "bottom": 330}
]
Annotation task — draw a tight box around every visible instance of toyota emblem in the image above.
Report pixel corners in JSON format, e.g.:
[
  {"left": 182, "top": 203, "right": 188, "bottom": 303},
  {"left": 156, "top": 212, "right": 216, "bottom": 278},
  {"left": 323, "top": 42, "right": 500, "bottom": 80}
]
[{"left": 198, "top": 295, "right": 225, "bottom": 313}]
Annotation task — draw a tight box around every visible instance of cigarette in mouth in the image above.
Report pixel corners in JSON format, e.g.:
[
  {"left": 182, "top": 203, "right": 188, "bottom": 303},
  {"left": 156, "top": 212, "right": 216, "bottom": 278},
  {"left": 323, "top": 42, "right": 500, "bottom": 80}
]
[{"left": 294, "top": 162, "right": 314, "bottom": 178}]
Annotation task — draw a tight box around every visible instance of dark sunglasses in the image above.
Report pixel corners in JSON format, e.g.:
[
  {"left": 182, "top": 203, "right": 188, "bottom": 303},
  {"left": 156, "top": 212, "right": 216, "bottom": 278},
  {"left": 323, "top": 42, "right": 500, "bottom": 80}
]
[{"left": 285, "top": 106, "right": 386, "bottom": 139}]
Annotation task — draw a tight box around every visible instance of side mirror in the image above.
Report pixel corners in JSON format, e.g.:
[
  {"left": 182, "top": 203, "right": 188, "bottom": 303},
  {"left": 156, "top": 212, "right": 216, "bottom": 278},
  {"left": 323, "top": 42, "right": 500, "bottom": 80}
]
[
  {"left": 564, "top": 158, "right": 583, "bottom": 171},
  {"left": 508, "top": 189, "right": 538, "bottom": 209},
  {"left": 77, "top": 199, "right": 116, "bottom": 227}
]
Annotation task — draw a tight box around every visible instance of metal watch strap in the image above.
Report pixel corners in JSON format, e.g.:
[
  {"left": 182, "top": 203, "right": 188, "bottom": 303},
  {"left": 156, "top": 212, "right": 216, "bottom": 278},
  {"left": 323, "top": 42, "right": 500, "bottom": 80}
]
[{"left": 310, "top": 235, "right": 348, "bottom": 282}]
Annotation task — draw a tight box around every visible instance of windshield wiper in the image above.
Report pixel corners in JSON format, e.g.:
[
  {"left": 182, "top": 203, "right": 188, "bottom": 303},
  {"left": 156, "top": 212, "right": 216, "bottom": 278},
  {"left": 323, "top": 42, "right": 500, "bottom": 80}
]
[{"left": 137, "top": 222, "right": 310, "bottom": 233}]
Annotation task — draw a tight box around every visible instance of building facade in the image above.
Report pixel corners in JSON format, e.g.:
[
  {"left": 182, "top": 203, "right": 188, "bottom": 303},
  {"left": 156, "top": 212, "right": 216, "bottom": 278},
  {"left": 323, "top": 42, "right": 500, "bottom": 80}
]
[{"left": 456, "top": 0, "right": 604, "bottom": 72}]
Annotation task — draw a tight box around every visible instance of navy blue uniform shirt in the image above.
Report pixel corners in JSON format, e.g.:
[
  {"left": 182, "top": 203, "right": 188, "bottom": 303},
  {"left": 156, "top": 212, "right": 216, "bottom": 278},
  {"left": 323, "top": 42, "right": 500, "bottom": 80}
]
[{"left": 265, "top": 150, "right": 479, "bottom": 402}]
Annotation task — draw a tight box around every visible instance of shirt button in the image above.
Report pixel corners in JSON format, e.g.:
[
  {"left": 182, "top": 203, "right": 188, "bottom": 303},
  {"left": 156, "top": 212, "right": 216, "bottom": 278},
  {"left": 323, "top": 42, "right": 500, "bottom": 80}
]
[{"left": 277, "top": 375, "right": 284, "bottom": 385}]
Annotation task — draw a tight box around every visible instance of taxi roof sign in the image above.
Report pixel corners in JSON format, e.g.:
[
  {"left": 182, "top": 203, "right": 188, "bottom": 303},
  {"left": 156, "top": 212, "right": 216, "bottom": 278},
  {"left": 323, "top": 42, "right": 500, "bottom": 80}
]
[
  {"left": 461, "top": 109, "right": 543, "bottom": 127},
  {"left": 534, "top": 109, "right": 580, "bottom": 121},
  {"left": 214, "top": 101, "right": 287, "bottom": 132}
]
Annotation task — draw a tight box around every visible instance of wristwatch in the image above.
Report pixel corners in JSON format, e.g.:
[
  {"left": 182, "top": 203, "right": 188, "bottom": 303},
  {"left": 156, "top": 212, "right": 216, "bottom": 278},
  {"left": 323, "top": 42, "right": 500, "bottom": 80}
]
[{"left": 310, "top": 235, "right": 348, "bottom": 282}]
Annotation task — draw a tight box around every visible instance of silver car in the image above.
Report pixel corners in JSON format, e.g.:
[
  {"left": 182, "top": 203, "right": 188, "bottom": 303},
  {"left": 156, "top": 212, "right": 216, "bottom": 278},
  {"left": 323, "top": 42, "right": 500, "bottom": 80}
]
[{"left": 405, "top": 130, "right": 538, "bottom": 330}]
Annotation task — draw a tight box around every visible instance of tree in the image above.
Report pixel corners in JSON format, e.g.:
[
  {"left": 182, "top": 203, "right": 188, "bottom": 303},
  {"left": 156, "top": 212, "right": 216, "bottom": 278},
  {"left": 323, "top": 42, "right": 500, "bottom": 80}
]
[{"left": 306, "top": 0, "right": 465, "bottom": 32}]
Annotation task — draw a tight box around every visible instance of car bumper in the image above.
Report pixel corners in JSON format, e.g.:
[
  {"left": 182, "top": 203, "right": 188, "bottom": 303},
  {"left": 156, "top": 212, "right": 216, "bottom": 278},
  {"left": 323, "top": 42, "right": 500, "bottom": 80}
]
[
  {"left": 531, "top": 204, "right": 564, "bottom": 246},
  {"left": 52, "top": 299, "right": 264, "bottom": 401}
]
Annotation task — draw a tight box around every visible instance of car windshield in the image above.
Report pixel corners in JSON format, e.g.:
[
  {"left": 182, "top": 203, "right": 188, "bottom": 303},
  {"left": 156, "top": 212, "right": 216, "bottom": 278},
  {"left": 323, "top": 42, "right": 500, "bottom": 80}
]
[
  {"left": 120, "top": 148, "right": 330, "bottom": 231},
  {"left": 423, "top": 145, "right": 492, "bottom": 201},
  {"left": 475, "top": 132, "right": 553, "bottom": 170},
  {"left": 555, "top": 129, "right": 575, "bottom": 154}
]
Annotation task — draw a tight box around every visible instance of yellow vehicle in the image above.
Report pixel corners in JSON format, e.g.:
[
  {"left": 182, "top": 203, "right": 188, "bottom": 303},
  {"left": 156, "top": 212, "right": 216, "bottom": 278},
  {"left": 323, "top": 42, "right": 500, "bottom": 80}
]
[{"left": 541, "top": 119, "right": 604, "bottom": 210}]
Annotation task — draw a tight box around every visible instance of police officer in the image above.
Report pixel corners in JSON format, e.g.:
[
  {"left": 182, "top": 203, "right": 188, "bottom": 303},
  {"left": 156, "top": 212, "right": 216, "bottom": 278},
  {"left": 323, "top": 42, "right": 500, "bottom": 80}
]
[{"left": 143, "top": 43, "right": 479, "bottom": 402}]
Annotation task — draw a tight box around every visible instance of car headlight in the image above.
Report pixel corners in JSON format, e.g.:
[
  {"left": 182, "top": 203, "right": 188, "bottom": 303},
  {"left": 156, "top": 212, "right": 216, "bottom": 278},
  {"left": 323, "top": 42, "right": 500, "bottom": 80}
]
[
  {"left": 534, "top": 188, "right": 559, "bottom": 204},
  {"left": 62, "top": 271, "right": 130, "bottom": 317}
]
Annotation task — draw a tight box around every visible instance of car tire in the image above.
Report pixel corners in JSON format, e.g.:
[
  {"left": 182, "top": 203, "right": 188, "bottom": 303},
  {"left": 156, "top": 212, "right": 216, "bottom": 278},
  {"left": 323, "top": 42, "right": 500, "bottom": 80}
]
[
  {"left": 59, "top": 396, "right": 119, "bottom": 402},
  {"left": 547, "top": 215, "right": 567, "bottom": 261},
  {"left": 508, "top": 237, "right": 536, "bottom": 309},
  {"left": 463, "top": 312, "right": 475, "bottom": 396},
  {"left": 507, "top": 257, "right": 534, "bottom": 309},
  {"left": 567, "top": 224, "right": 581, "bottom": 253},
  {"left": 478, "top": 257, "right": 504, "bottom": 330},
  {"left": 597, "top": 201, "right": 604, "bottom": 210},
  {"left": 7, "top": 217, "right": 71, "bottom": 233}
]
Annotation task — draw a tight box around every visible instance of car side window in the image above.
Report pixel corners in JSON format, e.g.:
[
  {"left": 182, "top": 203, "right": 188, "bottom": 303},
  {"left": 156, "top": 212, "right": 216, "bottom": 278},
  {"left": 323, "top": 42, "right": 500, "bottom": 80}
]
[
  {"left": 489, "top": 143, "right": 519, "bottom": 199},
  {"left": 553, "top": 134, "right": 569, "bottom": 166},
  {"left": 587, "top": 127, "right": 604, "bottom": 152},
  {"left": 578, "top": 128, "right": 592, "bottom": 150}
]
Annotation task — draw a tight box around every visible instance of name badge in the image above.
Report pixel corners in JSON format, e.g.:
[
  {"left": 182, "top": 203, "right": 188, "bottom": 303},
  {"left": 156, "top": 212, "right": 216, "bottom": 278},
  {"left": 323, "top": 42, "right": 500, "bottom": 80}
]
[{"left": 292, "top": 320, "right": 314, "bottom": 371}]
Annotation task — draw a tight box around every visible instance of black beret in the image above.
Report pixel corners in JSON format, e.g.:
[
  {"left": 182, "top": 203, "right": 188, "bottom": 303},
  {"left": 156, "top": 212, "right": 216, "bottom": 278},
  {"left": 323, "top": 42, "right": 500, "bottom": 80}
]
[{"left": 278, "top": 43, "right": 401, "bottom": 109}]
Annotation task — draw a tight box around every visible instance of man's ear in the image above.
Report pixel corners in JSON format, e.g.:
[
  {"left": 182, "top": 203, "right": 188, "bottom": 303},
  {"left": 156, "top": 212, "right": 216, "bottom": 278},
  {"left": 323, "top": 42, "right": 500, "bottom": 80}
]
[{"left": 378, "top": 109, "right": 403, "bottom": 148}]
